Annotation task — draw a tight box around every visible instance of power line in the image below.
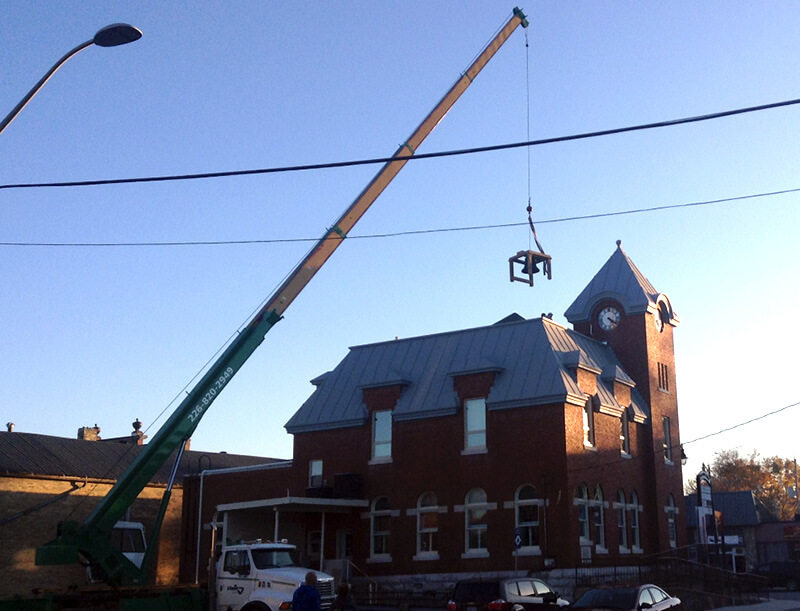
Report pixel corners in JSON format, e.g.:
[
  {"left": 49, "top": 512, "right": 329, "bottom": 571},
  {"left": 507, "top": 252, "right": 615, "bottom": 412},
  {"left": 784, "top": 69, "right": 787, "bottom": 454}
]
[
  {"left": 1, "top": 97, "right": 799, "bottom": 192},
  {"left": 682, "top": 399, "right": 800, "bottom": 447},
  {"left": 2, "top": 186, "right": 797, "bottom": 248}
]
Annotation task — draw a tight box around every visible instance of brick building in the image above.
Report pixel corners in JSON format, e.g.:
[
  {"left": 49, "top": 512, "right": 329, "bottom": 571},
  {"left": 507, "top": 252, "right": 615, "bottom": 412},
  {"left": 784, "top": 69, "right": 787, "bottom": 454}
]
[{"left": 181, "top": 242, "right": 687, "bottom": 586}]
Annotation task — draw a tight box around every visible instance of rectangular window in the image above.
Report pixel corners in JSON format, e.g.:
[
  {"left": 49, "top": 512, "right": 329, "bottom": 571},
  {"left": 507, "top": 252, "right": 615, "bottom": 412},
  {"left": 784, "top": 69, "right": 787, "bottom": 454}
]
[
  {"left": 620, "top": 410, "right": 630, "bottom": 455},
  {"left": 466, "top": 509, "right": 487, "bottom": 550},
  {"left": 658, "top": 363, "right": 670, "bottom": 392},
  {"left": 372, "top": 514, "right": 390, "bottom": 555},
  {"left": 309, "top": 459, "right": 323, "bottom": 488},
  {"left": 583, "top": 400, "right": 595, "bottom": 448},
  {"left": 617, "top": 503, "right": 627, "bottom": 549},
  {"left": 372, "top": 410, "right": 392, "bottom": 460},
  {"left": 663, "top": 417, "right": 673, "bottom": 462},
  {"left": 630, "top": 503, "right": 641, "bottom": 549},
  {"left": 517, "top": 503, "right": 540, "bottom": 547},
  {"left": 419, "top": 509, "right": 438, "bottom": 553},
  {"left": 465, "top": 398, "right": 487, "bottom": 450}
]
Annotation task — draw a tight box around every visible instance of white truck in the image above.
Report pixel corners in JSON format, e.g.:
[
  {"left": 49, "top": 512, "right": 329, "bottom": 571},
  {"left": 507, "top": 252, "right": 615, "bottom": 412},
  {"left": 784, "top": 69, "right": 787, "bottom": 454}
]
[{"left": 215, "top": 541, "right": 336, "bottom": 611}]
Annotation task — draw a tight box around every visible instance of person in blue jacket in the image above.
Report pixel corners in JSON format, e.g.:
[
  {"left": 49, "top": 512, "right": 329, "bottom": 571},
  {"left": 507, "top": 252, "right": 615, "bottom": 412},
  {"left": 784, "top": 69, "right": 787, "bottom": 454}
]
[{"left": 292, "top": 571, "right": 322, "bottom": 611}]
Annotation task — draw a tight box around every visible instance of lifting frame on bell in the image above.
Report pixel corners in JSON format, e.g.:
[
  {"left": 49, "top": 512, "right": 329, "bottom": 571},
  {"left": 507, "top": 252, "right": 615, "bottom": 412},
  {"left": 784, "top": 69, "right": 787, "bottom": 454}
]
[{"left": 509, "top": 250, "right": 552, "bottom": 286}]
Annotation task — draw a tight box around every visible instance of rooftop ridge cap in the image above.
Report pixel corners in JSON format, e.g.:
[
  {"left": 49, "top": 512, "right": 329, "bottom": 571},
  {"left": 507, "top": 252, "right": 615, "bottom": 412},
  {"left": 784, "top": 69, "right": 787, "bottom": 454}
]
[{"left": 346, "top": 315, "right": 538, "bottom": 351}]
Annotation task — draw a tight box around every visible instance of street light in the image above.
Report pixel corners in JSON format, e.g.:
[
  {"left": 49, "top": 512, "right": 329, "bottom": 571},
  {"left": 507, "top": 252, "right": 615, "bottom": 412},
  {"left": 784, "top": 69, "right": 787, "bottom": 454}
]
[{"left": 0, "top": 23, "right": 142, "bottom": 136}]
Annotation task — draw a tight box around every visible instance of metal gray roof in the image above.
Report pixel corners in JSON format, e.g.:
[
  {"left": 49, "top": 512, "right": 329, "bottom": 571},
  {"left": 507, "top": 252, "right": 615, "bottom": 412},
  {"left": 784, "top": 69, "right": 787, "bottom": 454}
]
[
  {"left": 285, "top": 315, "right": 649, "bottom": 433},
  {"left": 684, "top": 490, "right": 779, "bottom": 527},
  {"left": 565, "top": 241, "right": 663, "bottom": 324},
  {"left": 0, "top": 431, "right": 279, "bottom": 483}
]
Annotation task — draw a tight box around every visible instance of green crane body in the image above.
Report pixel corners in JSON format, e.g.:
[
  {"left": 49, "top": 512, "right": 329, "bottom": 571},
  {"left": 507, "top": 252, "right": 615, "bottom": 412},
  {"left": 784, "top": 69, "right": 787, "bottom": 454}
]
[{"left": 32, "top": 5, "right": 528, "bottom": 594}]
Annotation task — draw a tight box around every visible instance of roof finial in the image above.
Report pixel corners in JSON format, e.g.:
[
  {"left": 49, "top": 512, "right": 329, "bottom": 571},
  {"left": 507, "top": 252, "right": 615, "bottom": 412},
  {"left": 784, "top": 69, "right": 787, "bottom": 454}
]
[{"left": 616, "top": 239, "right": 622, "bottom": 249}]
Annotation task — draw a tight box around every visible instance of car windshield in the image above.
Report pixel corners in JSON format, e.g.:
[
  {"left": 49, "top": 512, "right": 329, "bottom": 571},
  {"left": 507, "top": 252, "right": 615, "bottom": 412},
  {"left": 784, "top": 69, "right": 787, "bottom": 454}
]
[
  {"left": 251, "top": 549, "right": 296, "bottom": 569},
  {"left": 453, "top": 582, "right": 501, "bottom": 603},
  {"left": 573, "top": 588, "right": 637, "bottom": 610}
]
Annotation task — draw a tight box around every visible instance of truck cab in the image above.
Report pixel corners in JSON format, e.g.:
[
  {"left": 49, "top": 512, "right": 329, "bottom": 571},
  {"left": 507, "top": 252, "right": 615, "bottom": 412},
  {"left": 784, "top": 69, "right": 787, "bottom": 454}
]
[{"left": 216, "top": 541, "right": 335, "bottom": 611}]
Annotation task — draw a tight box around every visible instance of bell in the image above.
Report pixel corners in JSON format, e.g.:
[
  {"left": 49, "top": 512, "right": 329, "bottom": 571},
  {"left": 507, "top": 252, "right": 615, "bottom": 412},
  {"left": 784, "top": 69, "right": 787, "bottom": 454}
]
[{"left": 522, "top": 259, "right": 540, "bottom": 275}]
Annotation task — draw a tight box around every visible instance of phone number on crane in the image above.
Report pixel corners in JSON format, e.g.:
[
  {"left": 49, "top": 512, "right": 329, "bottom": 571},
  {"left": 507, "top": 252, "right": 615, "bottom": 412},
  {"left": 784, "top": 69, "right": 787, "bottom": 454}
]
[{"left": 187, "top": 367, "right": 235, "bottom": 423}]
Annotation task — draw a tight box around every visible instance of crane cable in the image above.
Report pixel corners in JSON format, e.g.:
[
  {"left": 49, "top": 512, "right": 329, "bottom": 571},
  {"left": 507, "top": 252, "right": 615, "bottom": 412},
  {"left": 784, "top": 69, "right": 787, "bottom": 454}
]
[{"left": 524, "top": 28, "right": 546, "bottom": 255}]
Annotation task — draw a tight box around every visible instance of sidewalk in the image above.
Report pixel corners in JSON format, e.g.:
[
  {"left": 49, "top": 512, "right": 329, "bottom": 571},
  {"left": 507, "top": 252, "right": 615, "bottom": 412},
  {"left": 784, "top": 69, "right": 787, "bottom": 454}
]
[{"left": 713, "top": 599, "right": 800, "bottom": 611}]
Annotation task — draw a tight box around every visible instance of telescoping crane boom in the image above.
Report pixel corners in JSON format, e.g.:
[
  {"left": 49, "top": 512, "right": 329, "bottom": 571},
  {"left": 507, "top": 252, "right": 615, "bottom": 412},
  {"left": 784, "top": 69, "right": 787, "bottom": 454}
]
[{"left": 35, "top": 7, "right": 529, "bottom": 589}]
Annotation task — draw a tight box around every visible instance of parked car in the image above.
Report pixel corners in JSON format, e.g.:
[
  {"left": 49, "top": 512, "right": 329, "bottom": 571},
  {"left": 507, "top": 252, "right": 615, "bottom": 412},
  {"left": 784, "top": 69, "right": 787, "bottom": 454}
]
[
  {"left": 571, "top": 585, "right": 680, "bottom": 611},
  {"left": 753, "top": 561, "right": 800, "bottom": 590},
  {"left": 447, "top": 577, "right": 569, "bottom": 611}
]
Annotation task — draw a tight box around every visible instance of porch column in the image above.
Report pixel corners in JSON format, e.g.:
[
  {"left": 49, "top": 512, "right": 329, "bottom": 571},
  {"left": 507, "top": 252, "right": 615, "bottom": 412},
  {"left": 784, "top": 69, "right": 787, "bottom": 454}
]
[{"left": 320, "top": 511, "right": 326, "bottom": 572}]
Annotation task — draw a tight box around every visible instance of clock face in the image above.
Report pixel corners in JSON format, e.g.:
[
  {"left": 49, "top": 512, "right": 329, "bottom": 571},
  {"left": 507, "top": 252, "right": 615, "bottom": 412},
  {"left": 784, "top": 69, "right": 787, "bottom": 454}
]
[
  {"left": 654, "top": 314, "right": 664, "bottom": 332},
  {"left": 598, "top": 306, "right": 621, "bottom": 331}
]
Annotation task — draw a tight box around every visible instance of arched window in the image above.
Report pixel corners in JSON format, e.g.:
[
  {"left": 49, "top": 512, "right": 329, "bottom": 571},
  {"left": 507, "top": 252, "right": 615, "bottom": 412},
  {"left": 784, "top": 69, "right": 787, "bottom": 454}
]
[
  {"left": 515, "top": 485, "right": 541, "bottom": 550},
  {"left": 629, "top": 491, "right": 641, "bottom": 550},
  {"left": 576, "top": 484, "right": 590, "bottom": 541},
  {"left": 593, "top": 485, "right": 606, "bottom": 549},
  {"left": 417, "top": 492, "right": 439, "bottom": 557},
  {"left": 616, "top": 489, "right": 628, "bottom": 551},
  {"left": 666, "top": 494, "right": 677, "bottom": 549},
  {"left": 370, "top": 497, "right": 391, "bottom": 560},
  {"left": 465, "top": 488, "right": 488, "bottom": 552}
]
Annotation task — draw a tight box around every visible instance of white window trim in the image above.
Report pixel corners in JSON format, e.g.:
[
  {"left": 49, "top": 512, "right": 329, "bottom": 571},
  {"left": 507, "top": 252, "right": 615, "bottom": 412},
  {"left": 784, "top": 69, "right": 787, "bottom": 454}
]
[
  {"left": 368, "top": 456, "right": 393, "bottom": 466},
  {"left": 620, "top": 410, "right": 631, "bottom": 456},
  {"left": 371, "top": 409, "right": 392, "bottom": 462},
  {"left": 464, "top": 397, "right": 487, "bottom": 452},
  {"left": 628, "top": 499, "right": 643, "bottom": 552},
  {"left": 613, "top": 499, "right": 629, "bottom": 553},
  {"left": 457, "top": 496, "right": 496, "bottom": 556},
  {"left": 662, "top": 416, "right": 673, "bottom": 464},
  {"left": 461, "top": 446, "right": 488, "bottom": 456},
  {"left": 461, "top": 549, "right": 490, "bottom": 559},
  {"left": 505, "top": 491, "right": 545, "bottom": 554},
  {"left": 574, "top": 486, "right": 591, "bottom": 543},
  {"left": 664, "top": 498, "right": 680, "bottom": 549},
  {"left": 366, "top": 503, "right": 399, "bottom": 563},
  {"left": 308, "top": 459, "right": 323, "bottom": 488},
  {"left": 590, "top": 497, "right": 608, "bottom": 551},
  {"left": 583, "top": 398, "right": 596, "bottom": 449},
  {"left": 407, "top": 498, "right": 446, "bottom": 559},
  {"left": 513, "top": 547, "right": 542, "bottom": 557}
]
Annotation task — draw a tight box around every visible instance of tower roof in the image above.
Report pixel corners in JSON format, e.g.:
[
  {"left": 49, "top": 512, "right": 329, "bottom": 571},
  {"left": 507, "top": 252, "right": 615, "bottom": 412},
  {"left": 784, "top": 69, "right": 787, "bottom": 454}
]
[{"left": 564, "top": 240, "right": 678, "bottom": 325}]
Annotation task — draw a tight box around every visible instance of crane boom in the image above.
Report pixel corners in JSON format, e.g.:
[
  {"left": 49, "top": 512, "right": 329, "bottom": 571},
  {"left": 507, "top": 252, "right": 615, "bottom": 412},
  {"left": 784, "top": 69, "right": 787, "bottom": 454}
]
[{"left": 35, "top": 7, "right": 528, "bottom": 586}]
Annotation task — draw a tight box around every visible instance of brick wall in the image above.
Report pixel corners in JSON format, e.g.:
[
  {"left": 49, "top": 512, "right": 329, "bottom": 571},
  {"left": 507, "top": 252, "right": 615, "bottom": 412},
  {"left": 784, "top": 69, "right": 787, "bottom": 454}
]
[{"left": 0, "top": 475, "right": 183, "bottom": 598}]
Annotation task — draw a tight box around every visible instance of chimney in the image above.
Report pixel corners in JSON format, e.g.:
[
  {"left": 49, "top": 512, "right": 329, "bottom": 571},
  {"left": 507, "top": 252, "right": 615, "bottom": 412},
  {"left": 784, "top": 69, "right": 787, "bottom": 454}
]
[
  {"left": 78, "top": 424, "right": 102, "bottom": 441},
  {"left": 6, "top": 422, "right": 14, "bottom": 432}
]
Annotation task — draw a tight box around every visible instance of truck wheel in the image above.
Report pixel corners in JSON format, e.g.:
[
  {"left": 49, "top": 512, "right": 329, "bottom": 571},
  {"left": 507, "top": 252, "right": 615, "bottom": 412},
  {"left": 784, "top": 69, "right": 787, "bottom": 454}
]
[{"left": 242, "top": 603, "right": 271, "bottom": 611}]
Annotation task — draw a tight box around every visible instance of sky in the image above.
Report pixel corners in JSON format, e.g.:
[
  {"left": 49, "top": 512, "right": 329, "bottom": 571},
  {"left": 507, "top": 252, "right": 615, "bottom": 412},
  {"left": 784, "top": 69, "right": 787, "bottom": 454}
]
[{"left": 2, "top": 1, "right": 799, "bottom": 488}]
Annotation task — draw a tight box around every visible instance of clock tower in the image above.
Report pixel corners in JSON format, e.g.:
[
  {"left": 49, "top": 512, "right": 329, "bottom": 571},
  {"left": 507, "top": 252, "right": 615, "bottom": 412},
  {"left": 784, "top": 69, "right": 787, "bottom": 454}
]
[{"left": 564, "top": 240, "right": 684, "bottom": 552}]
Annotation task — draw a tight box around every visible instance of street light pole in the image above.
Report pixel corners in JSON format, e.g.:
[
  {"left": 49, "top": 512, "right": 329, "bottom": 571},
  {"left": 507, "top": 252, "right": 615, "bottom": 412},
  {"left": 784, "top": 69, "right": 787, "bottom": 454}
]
[{"left": 0, "top": 23, "right": 142, "bottom": 136}]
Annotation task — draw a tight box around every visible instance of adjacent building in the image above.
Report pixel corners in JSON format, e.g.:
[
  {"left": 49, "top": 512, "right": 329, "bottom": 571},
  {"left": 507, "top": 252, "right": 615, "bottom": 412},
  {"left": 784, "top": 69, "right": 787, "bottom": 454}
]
[{"left": 0, "top": 423, "right": 274, "bottom": 599}]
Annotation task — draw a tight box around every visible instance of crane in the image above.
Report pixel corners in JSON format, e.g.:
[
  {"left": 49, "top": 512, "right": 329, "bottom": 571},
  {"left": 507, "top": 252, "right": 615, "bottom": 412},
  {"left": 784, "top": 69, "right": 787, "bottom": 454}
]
[{"left": 33, "top": 6, "right": 529, "bottom": 592}]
